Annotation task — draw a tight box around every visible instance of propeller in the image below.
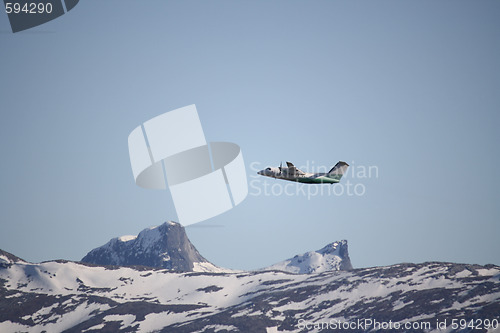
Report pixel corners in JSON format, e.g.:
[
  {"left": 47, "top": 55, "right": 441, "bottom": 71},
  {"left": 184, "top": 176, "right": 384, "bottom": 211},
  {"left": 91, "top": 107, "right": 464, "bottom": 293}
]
[{"left": 279, "top": 161, "right": 282, "bottom": 175}]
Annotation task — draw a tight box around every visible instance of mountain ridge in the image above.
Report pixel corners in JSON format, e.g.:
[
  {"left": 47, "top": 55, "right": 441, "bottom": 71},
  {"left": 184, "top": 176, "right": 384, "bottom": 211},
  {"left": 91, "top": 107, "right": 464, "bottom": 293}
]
[
  {"left": 263, "top": 239, "right": 353, "bottom": 273},
  {"left": 81, "top": 221, "right": 212, "bottom": 272},
  {"left": 0, "top": 254, "right": 498, "bottom": 332},
  {"left": 81, "top": 221, "right": 353, "bottom": 275},
  {"left": 1, "top": 223, "right": 499, "bottom": 332}
]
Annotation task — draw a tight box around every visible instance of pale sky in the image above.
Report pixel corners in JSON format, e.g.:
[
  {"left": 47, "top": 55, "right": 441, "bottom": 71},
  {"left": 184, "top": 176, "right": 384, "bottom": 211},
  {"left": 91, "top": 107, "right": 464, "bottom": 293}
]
[{"left": 0, "top": 1, "right": 499, "bottom": 270}]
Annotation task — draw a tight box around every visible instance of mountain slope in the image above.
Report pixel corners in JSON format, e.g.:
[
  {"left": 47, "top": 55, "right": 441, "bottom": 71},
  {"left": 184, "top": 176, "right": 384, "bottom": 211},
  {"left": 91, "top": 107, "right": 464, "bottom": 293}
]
[
  {"left": 0, "top": 249, "right": 25, "bottom": 268},
  {"left": 0, "top": 257, "right": 499, "bottom": 332},
  {"left": 81, "top": 221, "right": 218, "bottom": 272},
  {"left": 264, "top": 240, "right": 352, "bottom": 273}
]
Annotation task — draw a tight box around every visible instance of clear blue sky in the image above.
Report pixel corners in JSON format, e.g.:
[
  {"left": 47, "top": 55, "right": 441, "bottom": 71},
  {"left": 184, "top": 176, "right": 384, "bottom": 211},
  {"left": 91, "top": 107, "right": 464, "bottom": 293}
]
[{"left": 1, "top": 1, "right": 499, "bottom": 270}]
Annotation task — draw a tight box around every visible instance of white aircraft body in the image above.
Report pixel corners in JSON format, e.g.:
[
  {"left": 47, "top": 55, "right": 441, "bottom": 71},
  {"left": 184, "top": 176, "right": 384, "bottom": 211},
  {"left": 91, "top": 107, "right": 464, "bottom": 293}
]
[{"left": 257, "top": 161, "right": 349, "bottom": 184}]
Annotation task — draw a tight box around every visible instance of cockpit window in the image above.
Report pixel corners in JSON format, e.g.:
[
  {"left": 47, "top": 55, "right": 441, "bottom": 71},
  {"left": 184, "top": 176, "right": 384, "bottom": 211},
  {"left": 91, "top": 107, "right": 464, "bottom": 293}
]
[{"left": 266, "top": 167, "right": 271, "bottom": 171}]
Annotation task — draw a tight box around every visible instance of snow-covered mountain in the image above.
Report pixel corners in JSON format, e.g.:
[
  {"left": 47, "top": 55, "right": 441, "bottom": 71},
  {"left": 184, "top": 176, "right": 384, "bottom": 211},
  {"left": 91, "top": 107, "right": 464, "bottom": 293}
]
[
  {"left": 81, "top": 221, "right": 351, "bottom": 275},
  {"left": 0, "top": 252, "right": 499, "bottom": 332},
  {"left": 1, "top": 225, "right": 499, "bottom": 332},
  {"left": 263, "top": 240, "right": 352, "bottom": 273},
  {"left": 81, "top": 221, "right": 223, "bottom": 272}
]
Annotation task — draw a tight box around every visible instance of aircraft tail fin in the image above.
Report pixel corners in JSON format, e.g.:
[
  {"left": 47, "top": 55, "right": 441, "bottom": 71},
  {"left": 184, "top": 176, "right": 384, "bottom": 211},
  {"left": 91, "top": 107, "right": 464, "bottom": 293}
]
[{"left": 327, "top": 161, "right": 349, "bottom": 181}]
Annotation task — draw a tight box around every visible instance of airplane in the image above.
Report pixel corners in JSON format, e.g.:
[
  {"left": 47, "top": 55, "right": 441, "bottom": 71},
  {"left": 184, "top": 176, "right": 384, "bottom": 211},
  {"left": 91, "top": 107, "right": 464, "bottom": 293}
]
[{"left": 257, "top": 161, "right": 349, "bottom": 184}]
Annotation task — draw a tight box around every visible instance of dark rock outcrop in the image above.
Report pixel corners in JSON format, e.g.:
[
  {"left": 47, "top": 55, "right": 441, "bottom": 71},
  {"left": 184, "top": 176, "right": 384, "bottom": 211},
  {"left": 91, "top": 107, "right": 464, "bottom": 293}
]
[{"left": 81, "top": 221, "right": 208, "bottom": 272}]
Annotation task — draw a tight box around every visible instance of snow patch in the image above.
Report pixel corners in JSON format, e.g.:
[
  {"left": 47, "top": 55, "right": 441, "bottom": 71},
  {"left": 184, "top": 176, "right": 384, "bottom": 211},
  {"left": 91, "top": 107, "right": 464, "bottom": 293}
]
[
  {"left": 82, "top": 323, "right": 104, "bottom": 332},
  {"left": 455, "top": 269, "right": 472, "bottom": 278},
  {"left": 393, "top": 299, "right": 414, "bottom": 310},
  {"left": 0, "top": 255, "right": 10, "bottom": 264},
  {"left": 192, "top": 262, "right": 235, "bottom": 273},
  {"left": 103, "top": 314, "right": 136, "bottom": 328},
  {"left": 118, "top": 235, "right": 137, "bottom": 242},
  {"left": 477, "top": 268, "right": 500, "bottom": 277}
]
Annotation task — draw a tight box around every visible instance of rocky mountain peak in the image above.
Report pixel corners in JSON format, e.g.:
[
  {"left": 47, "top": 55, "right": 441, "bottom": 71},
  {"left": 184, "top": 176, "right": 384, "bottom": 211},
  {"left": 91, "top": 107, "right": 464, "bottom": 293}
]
[
  {"left": 264, "top": 240, "right": 353, "bottom": 273},
  {"left": 81, "top": 221, "right": 210, "bottom": 272}
]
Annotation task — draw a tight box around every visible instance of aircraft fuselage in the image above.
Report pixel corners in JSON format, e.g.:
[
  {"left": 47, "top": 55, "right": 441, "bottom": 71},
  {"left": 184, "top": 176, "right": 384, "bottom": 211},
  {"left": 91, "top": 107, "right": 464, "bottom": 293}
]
[{"left": 257, "top": 167, "right": 341, "bottom": 184}]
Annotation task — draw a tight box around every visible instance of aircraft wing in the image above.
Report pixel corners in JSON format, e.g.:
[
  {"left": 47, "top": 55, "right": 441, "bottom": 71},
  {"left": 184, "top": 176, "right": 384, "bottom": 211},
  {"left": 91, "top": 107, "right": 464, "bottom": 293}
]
[{"left": 286, "top": 161, "right": 304, "bottom": 176}]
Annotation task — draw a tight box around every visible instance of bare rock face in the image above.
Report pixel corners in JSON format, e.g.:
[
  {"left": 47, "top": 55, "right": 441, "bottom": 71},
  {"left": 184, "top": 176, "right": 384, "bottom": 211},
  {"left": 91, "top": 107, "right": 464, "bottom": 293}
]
[{"left": 81, "top": 221, "right": 208, "bottom": 271}]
